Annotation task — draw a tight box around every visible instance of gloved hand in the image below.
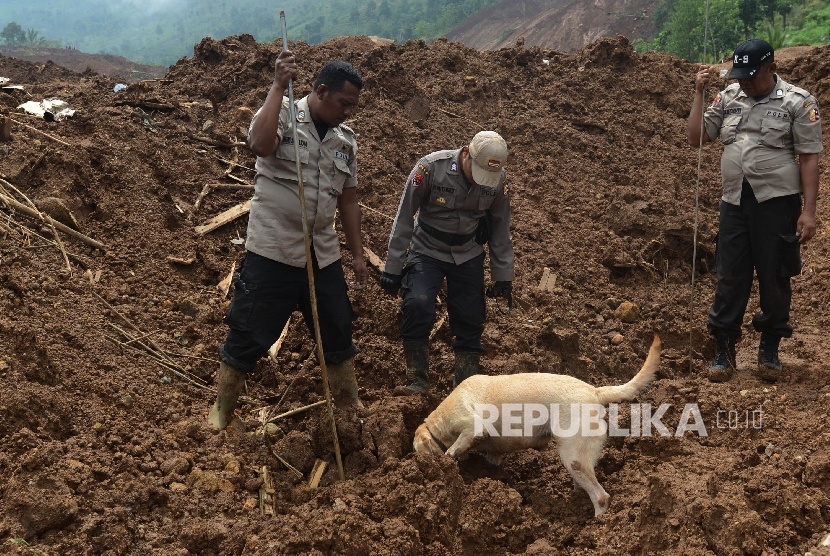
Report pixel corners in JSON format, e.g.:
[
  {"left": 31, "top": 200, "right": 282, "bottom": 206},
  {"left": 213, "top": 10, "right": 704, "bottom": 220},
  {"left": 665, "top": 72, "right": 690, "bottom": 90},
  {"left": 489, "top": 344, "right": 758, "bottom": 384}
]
[
  {"left": 486, "top": 281, "right": 513, "bottom": 311},
  {"left": 380, "top": 272, "right": 403, "bottom": 296}
]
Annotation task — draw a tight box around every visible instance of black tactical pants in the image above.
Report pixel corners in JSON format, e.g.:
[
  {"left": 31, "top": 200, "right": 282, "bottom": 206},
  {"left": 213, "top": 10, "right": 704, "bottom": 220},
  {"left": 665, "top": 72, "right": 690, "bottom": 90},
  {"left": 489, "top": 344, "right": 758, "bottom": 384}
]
[
  {"left": 400, "top": 251, "right": 486, "bottom": 353},
  {"left": 707, "top": 181, "right": 802, "bottom": 340},
  {"left": 219, "top": 251, "right": 356, "bottom": 373}
]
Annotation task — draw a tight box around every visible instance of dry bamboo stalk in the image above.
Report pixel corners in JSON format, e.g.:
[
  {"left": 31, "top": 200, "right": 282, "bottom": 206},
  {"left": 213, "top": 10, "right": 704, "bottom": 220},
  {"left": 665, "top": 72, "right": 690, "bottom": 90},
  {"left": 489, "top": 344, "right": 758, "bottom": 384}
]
[
  {"left": 266, "top": 400, "right": 326, "bottom": 423},
  {"left": 193, "top": 183, "right": 212, "bottom": 211},
  {"left": 9, "top": 118, "right": 71, "bottom": 146},
  {"left": 268, "top": 318, "right": 291, "bottom": 363},
  {"left": 308, "top": 460, "right": 328, "bottom": 488},
  {"left": 209, "top": 183, "right": 254, "bottom": 190},
  {"left": 0, "top": 215, "right": 91, "bottom": 269},
  {"left": 358, "top": 202, "right": 393, "bottom": 220},
  {"left": 105, "top": 335, "right": 212, "bottom": 392},
  {"left": 94, "top": 292, "right": 179, "bottom": 370},
  {"left": 0, "top": 181, "right": 72, "bottom": 273},
  {"left": 0, "top": 190, "right": 105, "bottom": 251},
  {"left": 225, "top": 173, "right": 252, "bottom": 185},
  {"left": 214, "top": 155, "right": 254, "bottom": 172}
]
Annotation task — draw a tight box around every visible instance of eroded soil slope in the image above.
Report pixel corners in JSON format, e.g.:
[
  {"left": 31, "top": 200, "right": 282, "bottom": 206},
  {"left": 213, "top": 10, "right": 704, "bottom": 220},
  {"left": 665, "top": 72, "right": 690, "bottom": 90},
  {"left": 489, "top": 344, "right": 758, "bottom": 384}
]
[{"left": 1, "top": 35, "right": 830, "bottom": 555}]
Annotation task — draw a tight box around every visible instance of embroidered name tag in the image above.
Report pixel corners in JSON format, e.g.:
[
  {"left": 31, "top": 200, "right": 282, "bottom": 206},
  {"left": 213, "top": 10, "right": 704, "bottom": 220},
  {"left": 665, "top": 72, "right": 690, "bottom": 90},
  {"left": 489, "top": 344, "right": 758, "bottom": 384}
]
[
  {"left": 282, "top": 137, "right": 308, "bottom": 148},
  {"left": 724, "top": 108, "right": 742, "bottom": 115},
  {"left": 765, "top": 110, "right": 790, "bottom": 121},
  {"left": 334, "top": 151, "right": 349, "bottom": 160}
]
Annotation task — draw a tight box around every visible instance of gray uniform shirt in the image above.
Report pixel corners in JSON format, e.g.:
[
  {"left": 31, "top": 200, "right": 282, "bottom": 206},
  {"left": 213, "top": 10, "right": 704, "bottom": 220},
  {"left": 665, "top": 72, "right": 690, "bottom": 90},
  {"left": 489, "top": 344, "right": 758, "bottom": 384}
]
[
  {"left": 703, "top": 76, "right": 823, "bottom": 205},
  {"left": 246, "top": 96, "right": 358, "bottom": 269},
  {"left": 384, "top": 149, "right": 514, "bottom": 282}
]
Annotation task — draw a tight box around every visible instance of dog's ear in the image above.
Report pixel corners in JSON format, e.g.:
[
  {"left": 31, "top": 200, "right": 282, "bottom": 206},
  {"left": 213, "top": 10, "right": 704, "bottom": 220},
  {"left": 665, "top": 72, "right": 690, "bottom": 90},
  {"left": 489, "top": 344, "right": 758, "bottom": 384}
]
[{"left": 414, "top": 425, "right": 444, "bottom": 455}]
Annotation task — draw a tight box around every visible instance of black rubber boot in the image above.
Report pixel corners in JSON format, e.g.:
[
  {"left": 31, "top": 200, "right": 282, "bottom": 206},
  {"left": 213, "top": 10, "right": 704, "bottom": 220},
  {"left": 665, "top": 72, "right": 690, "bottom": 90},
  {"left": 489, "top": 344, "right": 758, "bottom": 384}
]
[
  {"left": 327, "top": 356, "right": 364, "bottom": 409},
  {"left": 207, "top": 361, "right": 246, "bottom": 430},
  {"left": 393, "top": 340, "right": 429, "bottom": 395},
  {"left": 756, "top": 333, "right": 782, "bottom": 382},
  {"left": 453, "top": 351, "right": 480, "bottom": 388},
  {"left": 708, "top": 331, "right": 737, "bottom": 383}
]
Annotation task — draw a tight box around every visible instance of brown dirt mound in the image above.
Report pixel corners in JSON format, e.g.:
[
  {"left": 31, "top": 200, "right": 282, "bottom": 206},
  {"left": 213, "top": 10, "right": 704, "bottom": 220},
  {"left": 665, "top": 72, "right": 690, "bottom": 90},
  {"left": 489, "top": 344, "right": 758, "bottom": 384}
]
[
  {"left": 0, "top": 46, "right": 166, "bottom": 83},
  {"left": 0, "top": 34, "right": 829, "bottom": 554}
]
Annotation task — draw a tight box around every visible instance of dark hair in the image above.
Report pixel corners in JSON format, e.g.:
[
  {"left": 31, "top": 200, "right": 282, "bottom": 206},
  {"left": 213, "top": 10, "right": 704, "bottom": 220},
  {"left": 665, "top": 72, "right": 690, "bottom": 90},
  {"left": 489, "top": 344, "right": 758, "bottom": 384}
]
[{"left": 313, "top": 60, "right": 363, "bottom": 92}]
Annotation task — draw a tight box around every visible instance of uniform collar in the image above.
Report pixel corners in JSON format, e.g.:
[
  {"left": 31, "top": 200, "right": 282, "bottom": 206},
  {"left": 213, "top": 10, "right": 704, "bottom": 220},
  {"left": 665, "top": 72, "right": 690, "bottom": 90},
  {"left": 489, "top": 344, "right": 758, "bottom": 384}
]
[
  {"left": 297, "top": 95, "right": 344, "bottom": 143},
  {"left": 296, "top": 96, "right": 312, "bottom": 123},
  {"left": 734, "top": 75, "right": 788, "bottom": 102},
  {"left": 453, "top": 149, "right": 475, "bottom": 190}
]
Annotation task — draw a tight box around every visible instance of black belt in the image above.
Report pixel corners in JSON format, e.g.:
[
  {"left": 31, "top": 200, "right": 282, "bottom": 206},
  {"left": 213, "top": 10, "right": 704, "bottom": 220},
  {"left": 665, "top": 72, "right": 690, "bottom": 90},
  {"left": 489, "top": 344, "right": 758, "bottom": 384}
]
[{"left": 418, "top": 220, "right": 475, "bottom": 246}]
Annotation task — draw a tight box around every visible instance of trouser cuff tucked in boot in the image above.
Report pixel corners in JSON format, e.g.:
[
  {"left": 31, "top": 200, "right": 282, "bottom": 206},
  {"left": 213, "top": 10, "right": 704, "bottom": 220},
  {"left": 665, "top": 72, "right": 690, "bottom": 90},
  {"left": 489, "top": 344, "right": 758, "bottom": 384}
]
[
  {"left": 394, "top": 340, "right": 430, "bottom": 395},
  {"left": 327, "top": 356, "right": 364, "bottom": 409},
  {"left": 453, "top": 351, "right": 480, "bottom": 388},
  {"left": 208, "top": 361, "right": 246, "bottom": 430}
]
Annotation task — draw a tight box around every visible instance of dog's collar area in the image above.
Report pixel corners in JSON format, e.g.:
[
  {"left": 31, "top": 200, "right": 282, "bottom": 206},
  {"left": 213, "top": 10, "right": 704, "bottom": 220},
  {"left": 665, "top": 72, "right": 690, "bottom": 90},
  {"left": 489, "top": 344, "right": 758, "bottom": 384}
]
[{"left": 425, "top": 425, "right": 448, "bottom": 453}]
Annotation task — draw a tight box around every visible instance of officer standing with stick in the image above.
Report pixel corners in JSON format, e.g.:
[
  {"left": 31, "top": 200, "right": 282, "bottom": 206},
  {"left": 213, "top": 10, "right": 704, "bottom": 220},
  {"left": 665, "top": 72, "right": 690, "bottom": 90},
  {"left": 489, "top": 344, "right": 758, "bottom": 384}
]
[
  {"left": 208, "top": 50, "right": 368, "bottom": 430},
  {"left": 688, "top": 39, "right": 823, "bottom": 382},
  {"left": 380, "top": 132, "right": 514, "bottom": 394}
]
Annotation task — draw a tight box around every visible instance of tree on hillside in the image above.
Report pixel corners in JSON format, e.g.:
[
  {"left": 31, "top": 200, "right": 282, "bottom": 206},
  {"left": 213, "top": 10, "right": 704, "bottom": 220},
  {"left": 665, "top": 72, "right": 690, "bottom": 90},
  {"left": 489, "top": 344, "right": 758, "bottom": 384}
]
[
  {"left": 738, "top": 0, "right": 764, "bottom": 36},
  {"left": 1, "top": 22, "right": 26, "bottom": 46}
]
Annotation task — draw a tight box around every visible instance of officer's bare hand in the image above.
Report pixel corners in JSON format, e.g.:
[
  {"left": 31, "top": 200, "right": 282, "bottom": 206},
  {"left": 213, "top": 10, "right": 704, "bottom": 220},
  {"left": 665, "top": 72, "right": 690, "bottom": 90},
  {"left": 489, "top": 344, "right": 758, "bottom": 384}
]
[
  {"left": 274, "top": 50, "right": 297, "bottom": 89},
  {"left": 695, "top": 65, "right": 711, "bottom": 94},
  {"left": 796, "top": 212, "right": 817, "bottom": 243},
  {"left": 352, "top": 258, "right": 369, "bottom": 288}
]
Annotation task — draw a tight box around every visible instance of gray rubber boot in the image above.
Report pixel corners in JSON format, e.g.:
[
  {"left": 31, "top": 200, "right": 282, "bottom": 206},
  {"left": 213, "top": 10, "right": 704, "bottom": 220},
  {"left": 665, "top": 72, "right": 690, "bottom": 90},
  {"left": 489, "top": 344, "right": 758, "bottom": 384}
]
[
  {"left": 326, "top": 356, "right": 364, "bottom": 409},
  {"left": 207, "top": 361, "right": 246, "bottom": 430},
  {"left": 393, "top": 340, "right": 429, "bottom": 395},
  {"left": 453, "top": 351, "right": 480, "bottom": 388}
]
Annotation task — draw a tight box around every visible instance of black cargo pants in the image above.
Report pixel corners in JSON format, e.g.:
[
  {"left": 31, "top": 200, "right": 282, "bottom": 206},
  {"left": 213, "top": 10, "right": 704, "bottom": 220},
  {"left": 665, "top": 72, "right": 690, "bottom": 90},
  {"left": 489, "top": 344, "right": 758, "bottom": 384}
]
[
  {"left": 219, "top": 251, "right": 356, "bottom": 373},
  {"left": 707, "top": 181, "right": 802, "bottom": 340},
  {"left": 400, "top": 251, "right": 486, "bottom": 353}
]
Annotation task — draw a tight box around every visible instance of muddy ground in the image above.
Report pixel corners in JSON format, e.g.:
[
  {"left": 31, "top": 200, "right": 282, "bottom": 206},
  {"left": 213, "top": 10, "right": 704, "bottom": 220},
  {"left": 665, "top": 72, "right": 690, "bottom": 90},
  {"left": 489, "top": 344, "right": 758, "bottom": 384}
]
[{"left": 1, "top": 34, "right": 830, "bottom": 555}]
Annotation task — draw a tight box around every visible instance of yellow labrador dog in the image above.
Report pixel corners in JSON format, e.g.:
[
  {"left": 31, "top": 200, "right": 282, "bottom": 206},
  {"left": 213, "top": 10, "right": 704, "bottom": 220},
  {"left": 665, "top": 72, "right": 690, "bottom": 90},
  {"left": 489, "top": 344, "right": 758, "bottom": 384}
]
[{"left": 413, "top": 335, "right": 660, "bottom": 516}]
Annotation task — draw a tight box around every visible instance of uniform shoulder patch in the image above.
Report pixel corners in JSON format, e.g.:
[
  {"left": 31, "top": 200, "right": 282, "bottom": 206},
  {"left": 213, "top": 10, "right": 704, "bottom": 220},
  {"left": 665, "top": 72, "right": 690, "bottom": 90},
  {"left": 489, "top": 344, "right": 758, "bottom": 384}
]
[
  {"left": 809, "top": 107, "right": 821, "bottom": 122},
  {"left": 417, "top": 163, "right": 429, "bottom": 175},
  {"left": 410, "top": 170, "right": 425, "bottom": 188}
]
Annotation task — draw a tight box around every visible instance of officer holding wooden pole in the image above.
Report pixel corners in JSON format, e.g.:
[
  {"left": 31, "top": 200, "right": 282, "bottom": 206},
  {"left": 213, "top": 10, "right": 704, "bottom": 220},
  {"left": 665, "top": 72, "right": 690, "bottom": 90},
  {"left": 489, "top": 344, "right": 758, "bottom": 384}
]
[{"left": 207, "top": 48, "right": 367, "bottom": 430}]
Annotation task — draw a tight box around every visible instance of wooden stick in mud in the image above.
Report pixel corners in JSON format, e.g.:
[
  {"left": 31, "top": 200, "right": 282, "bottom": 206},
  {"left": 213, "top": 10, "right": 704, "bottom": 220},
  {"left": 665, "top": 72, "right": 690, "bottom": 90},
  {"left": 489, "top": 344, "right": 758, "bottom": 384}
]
[
  {"left": 266, "top": 400, "right": 327, "bottom": 423},
  {"left": 9, "top": 118, "right": 71, "bottom": 147},
  {"left": 194, "top": 200, "right": 251, "bottom": 235},
  {"left": 0, "top": 192, "right": 106, "bottom": 251},
  {"left": 0, "top": 181, "right": 72, "bottom": 272}
]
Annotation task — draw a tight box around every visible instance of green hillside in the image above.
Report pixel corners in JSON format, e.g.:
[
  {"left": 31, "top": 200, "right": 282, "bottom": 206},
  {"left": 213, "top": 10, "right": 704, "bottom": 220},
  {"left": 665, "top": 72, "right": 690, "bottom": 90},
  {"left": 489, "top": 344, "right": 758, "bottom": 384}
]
[
  {"left": 635, "top": 0, "right": 830, "bottom": 62},
  {"left": 0, "top": 0, "right": 499, "bottom": 66}
]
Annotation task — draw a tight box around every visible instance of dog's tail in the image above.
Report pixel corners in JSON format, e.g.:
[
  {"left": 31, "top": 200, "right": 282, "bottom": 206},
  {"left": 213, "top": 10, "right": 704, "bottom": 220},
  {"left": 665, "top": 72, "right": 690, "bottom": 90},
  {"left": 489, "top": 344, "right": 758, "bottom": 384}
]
[{"left": 594, "top": 334, "right": 661, "bottom": 404}]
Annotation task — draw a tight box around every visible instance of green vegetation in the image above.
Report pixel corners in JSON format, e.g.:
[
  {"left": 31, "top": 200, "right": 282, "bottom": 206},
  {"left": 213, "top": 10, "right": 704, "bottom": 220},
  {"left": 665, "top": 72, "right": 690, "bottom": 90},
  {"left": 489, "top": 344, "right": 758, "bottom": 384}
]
[
  {"left": 0, "top": 0, "right": 501, "bottom": 67},
  {"left": 1, "top": 21, "right": 61, "bottom": 47},
  {"left": 498, "top": 28, "right": 516, "bottom": 43},
  {"left": 635, "top": 0, "right": 829, "bottom": 62}
]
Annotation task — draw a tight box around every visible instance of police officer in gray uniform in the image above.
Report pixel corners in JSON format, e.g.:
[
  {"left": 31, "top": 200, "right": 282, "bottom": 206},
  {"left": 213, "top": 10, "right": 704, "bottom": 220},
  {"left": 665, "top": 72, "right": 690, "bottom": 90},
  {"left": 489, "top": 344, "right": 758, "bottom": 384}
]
[
  {"left": 688, "top": 39, "right": 822, "bottom": 382},
  {"left": 207, "top": 52, "right": 368, "bottom": 429},
  {"left": 380, "top": 131, "right": 514, "bottom": 393}
]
